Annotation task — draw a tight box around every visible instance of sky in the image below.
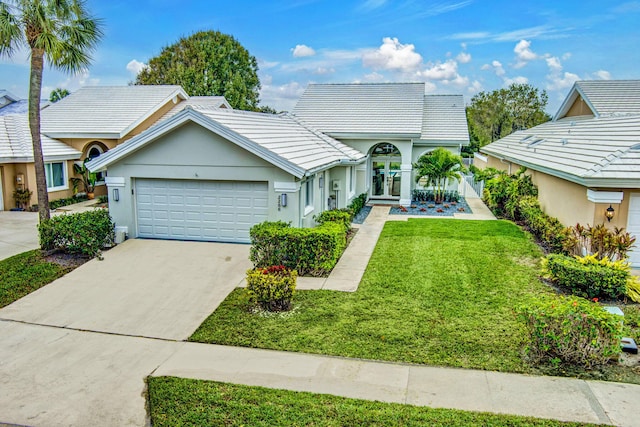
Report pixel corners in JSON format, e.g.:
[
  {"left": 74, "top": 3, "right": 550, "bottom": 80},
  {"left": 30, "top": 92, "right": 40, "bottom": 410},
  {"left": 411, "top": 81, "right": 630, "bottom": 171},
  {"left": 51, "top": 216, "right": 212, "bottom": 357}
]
[{"left": 1, "top": 0, "right": 639, "bottom": 113}]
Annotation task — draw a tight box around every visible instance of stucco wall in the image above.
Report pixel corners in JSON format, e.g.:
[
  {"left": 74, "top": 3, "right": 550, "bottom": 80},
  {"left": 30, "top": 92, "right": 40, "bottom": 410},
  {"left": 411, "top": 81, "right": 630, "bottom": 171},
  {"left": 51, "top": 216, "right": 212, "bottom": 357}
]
[{"left": 105, "top": 121, "right": 305, "bottom": 237}]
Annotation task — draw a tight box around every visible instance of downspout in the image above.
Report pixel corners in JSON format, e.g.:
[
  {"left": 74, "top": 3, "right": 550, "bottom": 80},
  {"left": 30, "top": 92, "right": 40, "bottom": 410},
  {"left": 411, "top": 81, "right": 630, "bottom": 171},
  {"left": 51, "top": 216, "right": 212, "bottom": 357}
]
[
  {"left": 298, "top": 179, "right": 303, "bottom": 228},
  {"left": 500, "top": 158, "right": 512, "bottom": 174}
]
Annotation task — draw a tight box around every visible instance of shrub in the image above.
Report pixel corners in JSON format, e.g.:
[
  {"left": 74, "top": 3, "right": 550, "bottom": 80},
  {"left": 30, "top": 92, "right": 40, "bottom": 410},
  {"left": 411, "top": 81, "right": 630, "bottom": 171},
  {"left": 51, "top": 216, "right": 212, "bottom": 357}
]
[
  {"left": 542, "top": 254, "right": 630, "bottom": 299},
  {"left": 97, "top": 195, "right": 108, "bottom": 204},
  {"left": 250, "top": 221, "right": 347, "bottom": 276},
  {"left": 314, "top": 209, "right": 352, "bottom": 230},
  {"left": 347, "top": 193, "right": 368, "bottom": 216},
  {"left": 49, "top": 194, "right": 88, "bottom": 210},
  {"left": 245, "top": 265, "right": 297, "bottom": 312},
  {"left": 563, "top": 223, "right": 636, "bottom": 261},
  {"left": 517, "top": 196, "right": 566, "bottom": 253},
  {"left": 39, "top": 209, "right": 115, "bottom": 257},
  {"left": 412, "top": 189, "right": 460, "bottom": 203},
  {"left": 482, "top": 167, "right": 537, "bottom": 219},
  {"left": 627, "top": 278, "right": 640, "bottom": 303},
  {"left": 519, "top": 296, "right": 622, "bottom": 369}
]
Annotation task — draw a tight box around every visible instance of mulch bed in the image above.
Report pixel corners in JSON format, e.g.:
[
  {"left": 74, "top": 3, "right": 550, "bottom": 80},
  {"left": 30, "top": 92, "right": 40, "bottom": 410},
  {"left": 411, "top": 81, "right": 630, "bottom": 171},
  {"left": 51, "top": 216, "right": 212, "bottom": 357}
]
[
  {"left": 389, "top": 198, "right": 473, "bottom": 216},
  {"left": 42, "top": 251, "right": 91, "bottom": 270}
]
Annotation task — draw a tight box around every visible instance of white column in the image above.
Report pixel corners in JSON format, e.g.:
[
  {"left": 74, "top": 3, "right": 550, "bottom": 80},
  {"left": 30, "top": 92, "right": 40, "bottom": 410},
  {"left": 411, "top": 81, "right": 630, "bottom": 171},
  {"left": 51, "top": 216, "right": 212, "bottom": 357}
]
[{"left": 400, "top": 164, "right": 412, "bottom": 206}]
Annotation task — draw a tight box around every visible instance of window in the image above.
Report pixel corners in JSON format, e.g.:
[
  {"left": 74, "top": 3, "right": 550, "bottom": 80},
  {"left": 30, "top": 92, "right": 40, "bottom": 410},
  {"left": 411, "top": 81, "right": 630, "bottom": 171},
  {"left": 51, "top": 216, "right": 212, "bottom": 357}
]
[
  {"left": 86, "top": 144, "right": 105, "bottom": 182},
  {"left": 304, "top": 176, "right": 314, "bottom": 215},
  {"left": 45, "top": 162, "right": 67, "bottom": 191}
]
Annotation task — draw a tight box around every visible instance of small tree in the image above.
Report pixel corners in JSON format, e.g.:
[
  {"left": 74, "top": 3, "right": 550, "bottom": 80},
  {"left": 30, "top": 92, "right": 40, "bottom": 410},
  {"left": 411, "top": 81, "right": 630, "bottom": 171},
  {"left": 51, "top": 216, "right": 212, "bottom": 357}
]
[
  {"left": 49, "top": 87, "right": 69, "bottom": 103},
  {"left": 413, "top": 148, "right": 465, "bottom": 203}
]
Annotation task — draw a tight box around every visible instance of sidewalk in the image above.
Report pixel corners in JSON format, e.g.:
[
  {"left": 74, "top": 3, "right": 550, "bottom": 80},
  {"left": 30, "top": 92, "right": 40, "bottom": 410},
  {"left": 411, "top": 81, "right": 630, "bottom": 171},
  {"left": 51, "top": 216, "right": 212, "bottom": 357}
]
[{"left": 153, "top": 341, "right": 640, "bottom": 426}]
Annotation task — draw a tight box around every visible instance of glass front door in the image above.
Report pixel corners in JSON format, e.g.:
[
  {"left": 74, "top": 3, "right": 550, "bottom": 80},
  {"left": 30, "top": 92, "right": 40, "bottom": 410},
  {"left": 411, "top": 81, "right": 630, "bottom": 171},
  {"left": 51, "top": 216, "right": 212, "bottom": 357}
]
[{"left": 371, "top": 158, "right": 401, "bottom": 198}]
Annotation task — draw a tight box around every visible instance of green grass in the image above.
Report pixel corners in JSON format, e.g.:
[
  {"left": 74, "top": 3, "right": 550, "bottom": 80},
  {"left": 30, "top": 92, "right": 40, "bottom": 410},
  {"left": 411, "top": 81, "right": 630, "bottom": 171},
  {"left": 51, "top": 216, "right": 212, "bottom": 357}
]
[
  {"left": 148, "top": 376, "right": 592, "bottom": 427},
  {"left": 191, "top": 219, "right": 549, "bottom": 373},
  {"left": 191, "top": 219, "right": 640, "bottom": 383},
  {"left": 0, "top": 250, "right": 70, "bottom": 308}
]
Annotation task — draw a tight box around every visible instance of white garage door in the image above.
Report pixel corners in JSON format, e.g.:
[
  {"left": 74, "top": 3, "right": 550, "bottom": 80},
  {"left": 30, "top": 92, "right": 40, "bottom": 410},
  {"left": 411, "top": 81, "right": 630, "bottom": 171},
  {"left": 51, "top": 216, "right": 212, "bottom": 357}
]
[
  {"left": 627, "top": 193, "right": 640, "bottom": 268},
  {"left": 135, "top": 179, "right": 268, "bottom": 243}
]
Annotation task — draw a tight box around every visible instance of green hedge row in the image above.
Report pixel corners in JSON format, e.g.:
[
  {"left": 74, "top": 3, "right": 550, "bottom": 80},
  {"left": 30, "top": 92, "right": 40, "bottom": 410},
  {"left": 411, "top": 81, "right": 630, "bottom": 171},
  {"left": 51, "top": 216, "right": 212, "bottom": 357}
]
[
  {"left": 250, "top": 220, "right": 347, "bottom": 276},
  {"left": 348, "top": 192, "right": 368, "bottom": 216},
  {"left": 39, "top": 209, "right": 115, "bottom": 257},
  {"left": 49, "top": 195, "right": 88, "bottom": 210},
  {"left": 517, "top": 196, "right": 566, "bottom": 253}
]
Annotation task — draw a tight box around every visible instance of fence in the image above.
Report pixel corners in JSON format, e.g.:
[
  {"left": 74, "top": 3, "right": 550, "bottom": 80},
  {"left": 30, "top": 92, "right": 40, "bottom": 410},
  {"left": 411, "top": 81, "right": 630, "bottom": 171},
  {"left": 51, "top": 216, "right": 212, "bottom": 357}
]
[{"left": 460, "top": 173, "right": 484, "bottom": 199}]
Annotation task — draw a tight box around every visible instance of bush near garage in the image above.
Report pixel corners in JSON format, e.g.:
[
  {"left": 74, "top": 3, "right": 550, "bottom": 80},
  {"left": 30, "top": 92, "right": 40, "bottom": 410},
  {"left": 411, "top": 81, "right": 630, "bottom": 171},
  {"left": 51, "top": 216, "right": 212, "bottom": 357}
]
[
  {"left": 347, "top": 192, "right": 368, "bottom": 216},
  {"left": 39, "top": 209, "right": 115, "bottom": 258},
  {"left": 250, "top": 220, "right": 348, "bottom": 277},
  {"left": 518, "top": 296, "right": 622, "bottom": 369},
  {"left": 245, "top": 265, "right": 297, "bottom": 312},
  {"left": 314, "top": 209, "right": 352, "bottom": 230}
]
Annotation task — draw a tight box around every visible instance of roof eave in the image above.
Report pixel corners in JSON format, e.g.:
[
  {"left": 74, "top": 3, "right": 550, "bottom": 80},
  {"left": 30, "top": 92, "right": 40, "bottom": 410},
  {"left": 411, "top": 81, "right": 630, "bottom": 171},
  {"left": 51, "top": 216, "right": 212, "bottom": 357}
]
[
  {"left": 118, "top": 87, "right": 190, "bottom": 138},
  {"left": 413, "top": 138, "right": 470, "bottom": 146},
  {"left": 327, "top": 132, "right": 420, "bottom": 140},
  {"left": 43, "top": 132, "right": 121, "bottom": 139}
]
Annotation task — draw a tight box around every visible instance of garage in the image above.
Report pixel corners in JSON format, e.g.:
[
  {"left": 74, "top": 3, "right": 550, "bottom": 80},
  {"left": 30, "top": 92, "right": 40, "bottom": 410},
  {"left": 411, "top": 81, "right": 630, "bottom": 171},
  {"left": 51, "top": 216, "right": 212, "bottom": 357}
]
[{"left": 135, "top": 178, "right": 268, "bottom": 243}]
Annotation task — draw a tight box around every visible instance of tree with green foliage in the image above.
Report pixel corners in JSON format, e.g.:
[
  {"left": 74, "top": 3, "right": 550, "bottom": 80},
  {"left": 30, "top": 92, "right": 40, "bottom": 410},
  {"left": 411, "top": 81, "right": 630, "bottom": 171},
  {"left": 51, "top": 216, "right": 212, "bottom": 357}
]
[
  {"left": 135, "top": 30, "right": 261, "bottom": 111},
  {"left": 466, "top": 83, "right": 551, "bottom": 151},
  {"left": 413, "top": 148, "right": 466, "bottom": 203},
  {"left": 0, "top": 0, "right": 102, "bottom": 223},
  {"left": 49, "top": 87, "right": 69, "bottom": 102}
]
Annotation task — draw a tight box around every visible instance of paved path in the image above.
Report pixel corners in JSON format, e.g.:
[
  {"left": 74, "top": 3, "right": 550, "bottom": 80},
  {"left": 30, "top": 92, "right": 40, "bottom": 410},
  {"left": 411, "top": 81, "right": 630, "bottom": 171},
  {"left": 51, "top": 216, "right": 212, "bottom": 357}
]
[{"left": 0, "top": 211, "right": 39, "bottom": 261}]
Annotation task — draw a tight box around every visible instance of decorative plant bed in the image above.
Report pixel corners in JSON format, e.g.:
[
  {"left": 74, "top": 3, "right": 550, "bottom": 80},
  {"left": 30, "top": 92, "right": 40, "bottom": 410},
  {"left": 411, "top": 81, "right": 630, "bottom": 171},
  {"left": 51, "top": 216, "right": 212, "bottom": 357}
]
[
  {"left": 389, "top": 198, "right": 472, "bottom": 216},
  {"left": 352, "top": 205, "right": 372, "bottom": 224}
]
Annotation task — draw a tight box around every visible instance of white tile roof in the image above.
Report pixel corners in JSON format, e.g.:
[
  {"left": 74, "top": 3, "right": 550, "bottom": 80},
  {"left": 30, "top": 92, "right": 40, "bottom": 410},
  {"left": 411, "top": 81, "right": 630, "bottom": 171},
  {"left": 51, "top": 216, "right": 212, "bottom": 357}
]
[
  {"left": 156, "top": 96, "right": 232, "bottom": 123},
  {"left": 88, "top": 107, "right": 366, "bottom": 178},
  {"left": 41, "top": 85, "right": 188, "bottom": 139},
  {"left": 293, "top": 83, "right": 426, "bottom": 136},
  {"left": 480, "top": 114, "right": 640, "bottom": 187},
  {"left": 0, "top": 115, "right": 81, "bottom": 163},
  {"left": 555, "top": 80, "right": 640, "bottom": 120},
  {"left": 421, "top": 95, "right": 469, "bottom": 141}
]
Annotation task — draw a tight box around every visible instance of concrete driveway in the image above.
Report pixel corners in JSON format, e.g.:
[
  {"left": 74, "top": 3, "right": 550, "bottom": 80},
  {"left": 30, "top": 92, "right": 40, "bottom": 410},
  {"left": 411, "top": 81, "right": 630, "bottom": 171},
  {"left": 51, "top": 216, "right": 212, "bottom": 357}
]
[
  {"left": 0, "top": 211, "right": 39, "bottom": 261},
  {"left": 0, "top": 238, "right": 251, "bottom": 340}
]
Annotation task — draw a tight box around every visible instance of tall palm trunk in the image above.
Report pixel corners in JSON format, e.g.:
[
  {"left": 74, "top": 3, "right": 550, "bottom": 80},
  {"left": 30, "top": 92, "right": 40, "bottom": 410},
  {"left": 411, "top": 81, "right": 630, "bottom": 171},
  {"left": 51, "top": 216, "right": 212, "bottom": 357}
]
[{"left": 28, "top": 47, "right": 50, "bottom": 222}]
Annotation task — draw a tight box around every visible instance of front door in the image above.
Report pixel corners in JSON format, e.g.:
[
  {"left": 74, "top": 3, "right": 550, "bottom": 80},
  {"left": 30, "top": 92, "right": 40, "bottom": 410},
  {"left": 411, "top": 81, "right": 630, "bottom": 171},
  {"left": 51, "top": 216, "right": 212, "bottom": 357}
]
[{"left": 371, "top": 159, "right": 401, "bottom": 199}]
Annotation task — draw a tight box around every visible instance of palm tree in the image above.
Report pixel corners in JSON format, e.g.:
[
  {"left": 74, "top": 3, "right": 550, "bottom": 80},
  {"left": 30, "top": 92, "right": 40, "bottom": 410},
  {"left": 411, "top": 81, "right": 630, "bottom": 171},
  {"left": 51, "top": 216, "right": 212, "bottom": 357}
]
[
  {"left": 0, "top": 0, "right": 102, "bottom": 222},
  {"left": 414, "top": 148, "right": 466, "bottom": 203}
]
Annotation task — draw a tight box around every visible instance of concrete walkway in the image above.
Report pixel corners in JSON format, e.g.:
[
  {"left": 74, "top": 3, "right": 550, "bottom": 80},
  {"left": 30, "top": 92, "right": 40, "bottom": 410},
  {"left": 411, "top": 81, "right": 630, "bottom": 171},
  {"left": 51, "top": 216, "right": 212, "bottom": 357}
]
[{"left": 0, "top": 210, "right": 39, "bottom": 261}]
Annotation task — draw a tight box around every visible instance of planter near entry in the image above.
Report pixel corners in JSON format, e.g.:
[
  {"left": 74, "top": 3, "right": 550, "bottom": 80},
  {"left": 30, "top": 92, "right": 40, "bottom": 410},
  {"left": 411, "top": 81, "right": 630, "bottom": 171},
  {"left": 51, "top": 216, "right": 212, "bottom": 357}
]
[{"left": 87, "top": 192, "right": 95, "bottom": 200}]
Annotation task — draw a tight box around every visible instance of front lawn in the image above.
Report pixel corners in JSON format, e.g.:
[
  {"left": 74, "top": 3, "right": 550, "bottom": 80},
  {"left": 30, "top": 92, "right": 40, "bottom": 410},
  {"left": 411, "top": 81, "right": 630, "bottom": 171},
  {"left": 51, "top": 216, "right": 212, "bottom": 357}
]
[
  {"left": 191, "top": 219, "right": 640, "bottom": 383},
  {"left": 148, "top": 376, "right": 592, "bottom": 427},
  {"left": 0, "top": 250, "right": 73, "bottom": 308}
]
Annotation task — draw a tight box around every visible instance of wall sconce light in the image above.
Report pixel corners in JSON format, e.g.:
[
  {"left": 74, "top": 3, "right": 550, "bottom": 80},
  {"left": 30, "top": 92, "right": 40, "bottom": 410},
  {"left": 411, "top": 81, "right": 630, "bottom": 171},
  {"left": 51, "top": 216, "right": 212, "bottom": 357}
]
[
  {"left": 318, "top": 176, "right": 324, "bottom": 189},
  {"left": 112, "top": 188, "right": 120, "bottom": 202},
  {"left": 605, "top": 204, "right": 615, "bottom": 222},
  {"left": 280, "top": 193, "right": 287, "bottom": 207}
]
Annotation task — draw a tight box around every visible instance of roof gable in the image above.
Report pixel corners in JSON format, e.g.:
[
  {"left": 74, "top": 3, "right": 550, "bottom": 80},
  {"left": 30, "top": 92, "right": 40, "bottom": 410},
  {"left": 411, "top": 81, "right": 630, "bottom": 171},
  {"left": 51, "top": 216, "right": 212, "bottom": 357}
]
[
  {"left": 87, "top": 107, "right": 366, "bottom": 178},
  {"left": 293, "top": 83, "right": 426, "bottom": 137},
  {"left": 555, "top": 80, "right": 640, "bottom": 121},
  {"left": 41, "top": 85, "right": 188, "bottom": 139}
]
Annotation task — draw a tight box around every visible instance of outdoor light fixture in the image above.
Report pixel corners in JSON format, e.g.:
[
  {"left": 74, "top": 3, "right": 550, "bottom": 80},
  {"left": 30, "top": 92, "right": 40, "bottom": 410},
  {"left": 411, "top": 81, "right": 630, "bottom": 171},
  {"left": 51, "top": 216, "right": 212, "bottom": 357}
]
[
  {"left": 280, "top": 193, "right": 287, "bottom": 207},
  {"left": 319, "top": 176, "right": 324, "bottom": 189},
  {"left": 605, "top": 204, "right": 615, "bottom": 222},
  {"left": 112, "top": 188, "right": 119, "bottom": 202}
]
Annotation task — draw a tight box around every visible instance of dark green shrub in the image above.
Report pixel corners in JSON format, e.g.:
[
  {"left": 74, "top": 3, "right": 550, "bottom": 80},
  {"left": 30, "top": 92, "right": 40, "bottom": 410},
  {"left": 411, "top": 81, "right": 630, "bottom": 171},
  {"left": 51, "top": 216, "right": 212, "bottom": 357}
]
[
  {"left": 250, "top": 221, "right": 347, "bottom": 276},
  {"left": 563, "top": 223, "right": 636, "bottom": 261},
  {"left": 50, "top": 194, "right": 88, "bottom": 210},
  {"left": 517, "top": 196, "right": 566, "bottom": 252},
  {"left": 519, "top": 296, "right": 622, "bottom": 369},
  {"left": 97, "top": 195, "right": 108, "bottom": 204},
  {"left": 411, "top": 189, "right": 460, "bottom": 202},
  {"left": 245, "top": 265, "right": 297, "bottom": 312},
  {"left": 39, "top": 209, "right": 115, "bottom": 257},
  {"left": 543, "top": 254, "right": 629, "bottom": 299},
  {"left": 314, "top": 209, "right": 352, "bottom": 230},
  {"left": 482, "top": 167, "right": 537, "bottom": 219},
  {"left": 347, "top": 192, "right": 368, "bottom": 216}
]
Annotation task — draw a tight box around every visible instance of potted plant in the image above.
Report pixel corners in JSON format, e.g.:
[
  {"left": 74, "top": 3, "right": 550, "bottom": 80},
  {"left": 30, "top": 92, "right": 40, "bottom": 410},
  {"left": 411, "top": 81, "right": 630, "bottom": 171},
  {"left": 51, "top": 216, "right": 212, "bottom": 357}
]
[
  {"left": 71, "top": 160, "right": 97, "bottom": 199},
  {"left": 13, "top": 188, "right": 32, "bottom": 210}
]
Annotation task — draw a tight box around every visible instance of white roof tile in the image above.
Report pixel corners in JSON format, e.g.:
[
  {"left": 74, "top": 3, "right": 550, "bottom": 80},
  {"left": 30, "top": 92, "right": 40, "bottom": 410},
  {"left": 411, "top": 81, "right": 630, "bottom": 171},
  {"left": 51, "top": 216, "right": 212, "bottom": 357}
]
[
  {"left": 576, "top": 80, "right": 640, "bottom": 116},
  {"left": 293, "top": 83, "right": 426, "bottom": 136},
  {"left": 41, "top": 85, "right": 187, "bottom": 138},
  {"left": 0, "top": 115, "right": 81, "bottom": 163},
  {"left": 481, "top": 114, "right": 640, "bottom": 186},
  {"left": 421, "top": 95, "right": 469, "bottom": 141}
]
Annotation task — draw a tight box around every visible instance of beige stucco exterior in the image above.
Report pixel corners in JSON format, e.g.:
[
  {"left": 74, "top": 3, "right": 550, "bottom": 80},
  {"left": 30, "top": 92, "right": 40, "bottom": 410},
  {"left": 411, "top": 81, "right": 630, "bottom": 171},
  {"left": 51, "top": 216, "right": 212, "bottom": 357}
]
[{"left": 478, "top": 155, "right": 634, "bottom": 229}]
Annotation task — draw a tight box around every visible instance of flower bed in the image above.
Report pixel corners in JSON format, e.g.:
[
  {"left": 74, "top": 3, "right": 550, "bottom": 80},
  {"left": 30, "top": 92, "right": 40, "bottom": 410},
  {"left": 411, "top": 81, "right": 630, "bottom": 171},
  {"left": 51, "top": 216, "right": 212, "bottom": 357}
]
[{"left": 389, "top": 198, "right": 472, "bottom": 216}]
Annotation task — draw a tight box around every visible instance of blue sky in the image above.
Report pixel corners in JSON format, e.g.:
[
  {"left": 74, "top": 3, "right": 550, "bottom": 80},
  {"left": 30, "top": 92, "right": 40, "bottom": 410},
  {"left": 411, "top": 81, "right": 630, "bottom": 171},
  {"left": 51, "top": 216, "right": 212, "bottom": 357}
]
[{"left": 1, "top": 0, "right": 639, "bottom": 113}]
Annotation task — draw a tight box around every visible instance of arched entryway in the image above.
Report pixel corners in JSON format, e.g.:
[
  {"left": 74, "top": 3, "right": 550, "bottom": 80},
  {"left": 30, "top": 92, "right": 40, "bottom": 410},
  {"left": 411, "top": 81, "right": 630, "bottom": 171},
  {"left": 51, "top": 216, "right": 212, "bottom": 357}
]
[
  {"left": 370, "top": 143, "right": 401, "bottom": 199},
  {"left": 84, "top": 142, "right": 108, "bottom": 182}
]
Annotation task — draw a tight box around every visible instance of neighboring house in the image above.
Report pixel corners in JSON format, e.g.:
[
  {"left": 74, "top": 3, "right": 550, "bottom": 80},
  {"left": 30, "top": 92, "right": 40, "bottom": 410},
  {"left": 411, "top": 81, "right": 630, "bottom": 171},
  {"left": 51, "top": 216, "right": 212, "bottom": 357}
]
[
  {"left": 293, "top": 83, "right": 469, "bottom": 205},
  {"left": 87, "top": 107, "right": 366, "bottom": 243},
  {"left": 0, "top": 90, "right": 29, "bottom": 115},
  {"left": 0, "top": 85, "right": 231, "bottom": 211},
  {"left": 475, "top": 80, "right": 640, "bottom": 266},
  {"left": 86, "top": 82, "right": 468, "bottom": 244}
]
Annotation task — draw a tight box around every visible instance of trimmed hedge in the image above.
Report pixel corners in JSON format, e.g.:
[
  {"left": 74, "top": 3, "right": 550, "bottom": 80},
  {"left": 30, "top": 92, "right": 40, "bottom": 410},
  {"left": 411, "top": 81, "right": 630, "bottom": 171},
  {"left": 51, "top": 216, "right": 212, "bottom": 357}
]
[
  {"left": 246, "top": 265, "right": 297, "bottom": 312},
  {"left": 250, "top": 220, "right": 347, "bottom": 276},
  {"left": 412, "top": 189, "right": 460, "bottom": 203},
  {"left": 348, "top": 192, "right": 368, "bottom": 216},
  {"left": 517, "top": 196, "right": 566, "bottom": 253},
  {"left": 49, "top": 194, "right": 88, "bottom": 210},
  {"left": 39, "top": 209, "right": 115, "bottom": 257},
  {"left": 519, "top": 296, "right": 622, "bottom": 369},
  {"left": 315, "top": 209, "right": 352, "bottom": 230},
  {"left": 543, "top": 254, "right": 630, "bottom": 299}
]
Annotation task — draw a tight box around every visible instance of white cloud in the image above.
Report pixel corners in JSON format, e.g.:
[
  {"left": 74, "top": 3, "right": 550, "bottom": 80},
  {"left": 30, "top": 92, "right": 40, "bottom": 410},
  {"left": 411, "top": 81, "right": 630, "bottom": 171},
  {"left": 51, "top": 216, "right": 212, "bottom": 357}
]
[
  {"left": 593, "top": 70, "right": 611, "bottom": 80},
  {"left": 312, "top": 67, "right": 335, "bottom": 75},
  {"left": 547, "top": 71, "right": 579, "bottom": 90},
  {"left": 513, "top": 40, "right": 538, "bottom": 68},
  {"left": 418, "top": 59, "right": 458, "bottom": 80},
  {"left": 259, "top": 80, "right": 307, "bottom": 112},
  {"left": 126, "top": 59, "right": 148, "bottom": 75},
  {"left": 545, "top": 56, "right": 563, "bottom": 73},
  {"left": 424, "top": 81, "right": 437, "bottom": 92},
  {"left": 482, "top": 60, "right": 505, "bottom": 77},
  {"left": 291, "top": 44, "right": 316, "bottom": 57},
  {"left": 456, "top": 51, "right": 471, "bottom": 64},
  {"left": 258, "top": 59, "right": 279, "bottom": 69},
  {"left": 468, "top": 80, "right": 483, "bottom": 94},
  {"left": 363, "top": 71, "right": 385, "bottom": 82},
  {"left": 362, "top": 37, "right": 423, "bottom": 72},
  {"left": 504, "top": 76, "right": 529, "bottom": 85}
]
